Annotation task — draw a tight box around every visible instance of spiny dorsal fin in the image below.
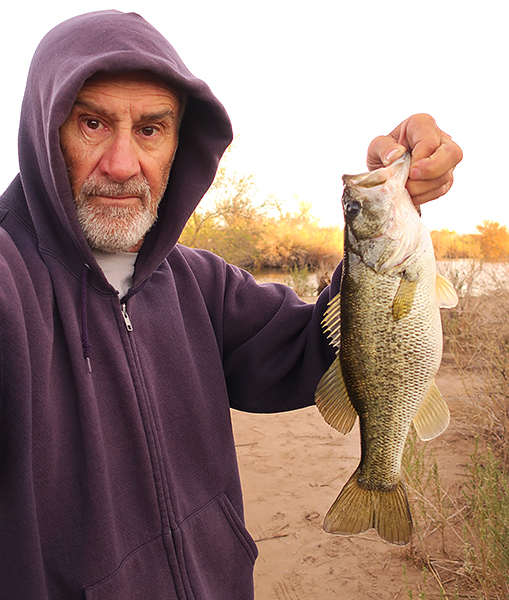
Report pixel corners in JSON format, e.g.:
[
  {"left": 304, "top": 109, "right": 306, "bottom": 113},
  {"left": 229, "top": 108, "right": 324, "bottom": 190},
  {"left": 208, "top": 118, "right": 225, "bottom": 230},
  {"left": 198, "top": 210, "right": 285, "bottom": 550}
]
[
  {"left": 392, "top": 277, "right": 417, "bottom": 321},
  {"left": 412, "top": 379, "right": 450, "bottom": 441},
  {"left": 436, "top": 274, "right": 459, "bottom": 309},
  {"left": 322, "top": 293, "right": 341, "bottom": 349},
  {"left": 315, "top": 356, "right": 357, "bottom": 434}
]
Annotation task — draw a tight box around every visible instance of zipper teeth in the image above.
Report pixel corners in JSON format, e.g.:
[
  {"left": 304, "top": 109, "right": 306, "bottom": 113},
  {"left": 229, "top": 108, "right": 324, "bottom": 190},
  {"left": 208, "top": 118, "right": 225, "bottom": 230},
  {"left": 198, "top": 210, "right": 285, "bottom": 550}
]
[
  {"left": 118, "top": 303, "right": 185, "bottom": 595},
  {"left": 119, "top": 303, "right": 173, "bottom": 523}
]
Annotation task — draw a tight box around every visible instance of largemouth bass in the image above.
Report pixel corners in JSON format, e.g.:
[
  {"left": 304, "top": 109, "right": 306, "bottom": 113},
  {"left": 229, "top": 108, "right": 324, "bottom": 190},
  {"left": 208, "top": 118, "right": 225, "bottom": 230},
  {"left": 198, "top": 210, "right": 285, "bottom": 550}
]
[{"left": 315, "top": 154, "right": 458, "bottom": 545}]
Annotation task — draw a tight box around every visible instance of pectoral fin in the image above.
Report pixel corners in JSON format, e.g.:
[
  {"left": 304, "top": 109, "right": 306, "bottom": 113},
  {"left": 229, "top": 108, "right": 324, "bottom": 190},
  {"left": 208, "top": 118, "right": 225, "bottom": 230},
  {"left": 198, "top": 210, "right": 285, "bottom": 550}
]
[
  {"left": 412, "top": 379, "right": 450, "bottom": 441},
  {"left": 315, "top": 356, "right": 357, "bottom": 434},
  {"left": 392, "top": 277, "right": 417, "bottom": 321},
  {"left": 436, "top": 274, "right": 459, "bottom": 308}
]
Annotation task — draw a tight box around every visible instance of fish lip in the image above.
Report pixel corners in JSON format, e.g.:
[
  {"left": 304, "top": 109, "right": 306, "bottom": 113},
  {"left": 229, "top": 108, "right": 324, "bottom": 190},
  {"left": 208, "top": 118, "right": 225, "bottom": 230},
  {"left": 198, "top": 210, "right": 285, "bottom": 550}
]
[{"left": 342, "top": 153, "right": 411, "bottom": 189}]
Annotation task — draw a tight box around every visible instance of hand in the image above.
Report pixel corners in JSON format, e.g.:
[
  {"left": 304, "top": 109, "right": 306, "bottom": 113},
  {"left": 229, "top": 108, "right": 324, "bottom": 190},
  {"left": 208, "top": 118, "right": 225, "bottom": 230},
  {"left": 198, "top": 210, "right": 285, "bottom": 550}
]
[{"left": 366, "top": 114, "right": 463, "bottom": 205}]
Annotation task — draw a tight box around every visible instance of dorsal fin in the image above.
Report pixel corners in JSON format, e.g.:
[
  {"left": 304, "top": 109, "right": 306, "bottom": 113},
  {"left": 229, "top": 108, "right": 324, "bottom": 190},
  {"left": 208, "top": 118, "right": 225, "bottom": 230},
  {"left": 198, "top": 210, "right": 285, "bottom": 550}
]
[{"left": 322, "top": 294, "right": 341, "bottom": 349}]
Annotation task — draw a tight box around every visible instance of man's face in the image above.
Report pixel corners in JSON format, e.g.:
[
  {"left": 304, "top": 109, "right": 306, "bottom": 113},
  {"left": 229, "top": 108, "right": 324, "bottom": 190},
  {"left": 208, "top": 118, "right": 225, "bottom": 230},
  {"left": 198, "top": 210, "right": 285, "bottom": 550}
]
[{"left": 59, "top": 72, "right": 181, "bottom": 253}]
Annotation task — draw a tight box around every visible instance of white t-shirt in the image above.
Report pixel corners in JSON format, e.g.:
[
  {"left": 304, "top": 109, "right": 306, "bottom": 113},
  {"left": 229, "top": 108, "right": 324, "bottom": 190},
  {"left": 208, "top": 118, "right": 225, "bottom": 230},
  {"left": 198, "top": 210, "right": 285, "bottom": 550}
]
[{"left": 92, "top": 249, "right": 138, "bottom": 298}]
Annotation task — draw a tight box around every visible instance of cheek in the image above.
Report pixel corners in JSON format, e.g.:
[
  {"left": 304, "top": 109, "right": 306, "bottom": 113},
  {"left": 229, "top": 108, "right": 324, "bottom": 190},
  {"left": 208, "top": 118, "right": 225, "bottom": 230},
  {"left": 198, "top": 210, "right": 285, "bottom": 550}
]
[
  {"left": 67, "top": 163, "right": 88, "bottom": 198},
  {"left": 62, "top": 143, "right": 98, "bottom": 196},
  {"left": 145, "top": 149, "right": 176, "bottom": 197},
  {"left": 146, "top": 167, "right": 169, "bottom": 204}
]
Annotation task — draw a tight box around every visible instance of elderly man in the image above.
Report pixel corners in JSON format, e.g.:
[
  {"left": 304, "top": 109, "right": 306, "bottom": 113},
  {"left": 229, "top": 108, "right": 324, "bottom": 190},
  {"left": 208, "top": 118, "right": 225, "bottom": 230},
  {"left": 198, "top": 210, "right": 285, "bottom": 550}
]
[{"left": 0, "top": 10, "right": 462, "bottom": 600}]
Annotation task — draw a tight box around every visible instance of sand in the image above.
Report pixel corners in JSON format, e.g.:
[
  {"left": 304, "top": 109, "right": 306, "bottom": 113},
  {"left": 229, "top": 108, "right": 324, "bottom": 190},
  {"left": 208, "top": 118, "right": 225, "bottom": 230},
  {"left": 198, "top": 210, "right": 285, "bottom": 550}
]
[{"left": 231, "top": 358, "right": 474, "bottom": 599}]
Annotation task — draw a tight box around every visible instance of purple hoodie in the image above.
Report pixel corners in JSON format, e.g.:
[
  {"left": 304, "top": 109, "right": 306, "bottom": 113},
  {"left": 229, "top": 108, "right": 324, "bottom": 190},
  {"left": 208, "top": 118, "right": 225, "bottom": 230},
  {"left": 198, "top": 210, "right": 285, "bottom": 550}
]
[{"left": 0, "top": 11, "right": 340, "bottom": 599}]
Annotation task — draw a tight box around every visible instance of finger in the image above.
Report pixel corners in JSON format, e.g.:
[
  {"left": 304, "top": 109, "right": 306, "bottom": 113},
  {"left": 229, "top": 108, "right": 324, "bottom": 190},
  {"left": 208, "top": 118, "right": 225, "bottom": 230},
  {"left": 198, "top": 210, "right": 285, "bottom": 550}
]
[
  {"left": 367, "top": 114, "right": 445, "bottom": 170},
  {"left": 406, "top": 169, "right": 453, "bottom": 196},
  {"left": 366, "top": 136, "right": 406, "bottom": 171},
  {"left": 408, "top": 172, "right": 454, "bottom": 205},
  {"left": 409, "top": 135, "right": 463, "bottom": 181},
  {"left": 366, "top": 114, "right": 462, "bottom": 202},
  {"left": 398, "top": 114, "right": 442, "bottom": 164}
]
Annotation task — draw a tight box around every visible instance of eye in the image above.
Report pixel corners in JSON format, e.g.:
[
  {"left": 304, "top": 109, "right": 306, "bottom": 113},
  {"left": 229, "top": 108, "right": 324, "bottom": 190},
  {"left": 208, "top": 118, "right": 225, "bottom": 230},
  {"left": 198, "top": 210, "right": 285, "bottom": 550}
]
[
  {"left": 140, "top": 125, "right": 158, "bottom": 137},
  {"left": 85, "top": 119, "right": 102, "bottom": 131},
  {"left": 345, "top": 200, "right": 361, "bottom": 218}
]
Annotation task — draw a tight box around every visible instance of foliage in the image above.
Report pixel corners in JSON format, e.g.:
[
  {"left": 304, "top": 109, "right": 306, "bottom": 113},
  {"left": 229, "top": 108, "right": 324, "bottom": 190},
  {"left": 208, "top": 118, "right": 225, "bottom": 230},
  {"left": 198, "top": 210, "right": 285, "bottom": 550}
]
[
  {"left": 439, "top": 265, "right": 509, "bottom": 598},
  {"left": 430, "top": 229, "right": 481, "bottom": 260},
  {"left": 442, "top": 287, "right": 509, "bottom": 460},
  {"left": 464, "top": 441, "right": 509, "bottom": 598},
  {"left": 431, "top": 221, "right": 509, "bottom": 262},
  {"left": 180, "top": 141, "right": 507, "bottom": 275},
  {"left": 401, "top": 263, "right": 509, "bottom": 599},
  {"left": 402, "top": 430, "right": 460, "bottom": 599},
  {"left": 475, "top": 220, "right": 509, "bottom": 262},
  {"left": 257, "top": 201, "right": 343, "bottom": 270},
  {"left": 179, "top": 150, "right": 270, "bottom": 267},
  {"left": 179, "top": 141, "right": 343, "bottom": 272}
]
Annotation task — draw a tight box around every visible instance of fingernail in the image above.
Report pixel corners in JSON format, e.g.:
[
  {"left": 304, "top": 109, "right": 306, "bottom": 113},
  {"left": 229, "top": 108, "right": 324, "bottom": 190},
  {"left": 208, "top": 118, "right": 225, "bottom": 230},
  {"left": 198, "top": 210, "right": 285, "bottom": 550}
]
[
  {"left": 410, "top": 166, "right": 422, "bottom": 180},
  {"left": 384, "top": 148, "right": 404, "bottom": 165}
]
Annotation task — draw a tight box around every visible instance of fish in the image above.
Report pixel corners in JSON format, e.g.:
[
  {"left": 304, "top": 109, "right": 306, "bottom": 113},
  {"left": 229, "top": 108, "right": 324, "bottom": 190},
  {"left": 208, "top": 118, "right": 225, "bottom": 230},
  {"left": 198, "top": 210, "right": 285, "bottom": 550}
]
[{"left": 315, "top": 153, "right": 458, "bottom": 545}]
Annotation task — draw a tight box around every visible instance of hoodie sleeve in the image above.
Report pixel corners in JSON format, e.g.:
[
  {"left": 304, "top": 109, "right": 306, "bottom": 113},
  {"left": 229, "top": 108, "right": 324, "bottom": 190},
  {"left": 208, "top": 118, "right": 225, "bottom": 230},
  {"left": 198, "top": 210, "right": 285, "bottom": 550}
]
[{"left": 221, "top": 261, "right": 342, "bottom": 413}]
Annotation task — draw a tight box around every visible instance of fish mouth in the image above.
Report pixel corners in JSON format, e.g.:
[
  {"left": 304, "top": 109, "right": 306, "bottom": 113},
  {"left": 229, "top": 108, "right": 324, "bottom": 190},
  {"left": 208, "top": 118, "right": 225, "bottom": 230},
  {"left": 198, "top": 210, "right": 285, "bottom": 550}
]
[{"left": 342, "top": 153, "right": 411, "bottom": 189}]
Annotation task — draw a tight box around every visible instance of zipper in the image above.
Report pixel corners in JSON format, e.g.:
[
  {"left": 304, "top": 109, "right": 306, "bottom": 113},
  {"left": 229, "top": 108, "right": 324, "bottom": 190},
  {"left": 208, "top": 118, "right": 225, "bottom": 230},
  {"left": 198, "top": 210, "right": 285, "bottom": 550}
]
[
  {"left": 117, "top": 301, "right": 185, "bottom": 596},
  {"left": 121, "top": 303, "right": 133, "bottom": 331}
]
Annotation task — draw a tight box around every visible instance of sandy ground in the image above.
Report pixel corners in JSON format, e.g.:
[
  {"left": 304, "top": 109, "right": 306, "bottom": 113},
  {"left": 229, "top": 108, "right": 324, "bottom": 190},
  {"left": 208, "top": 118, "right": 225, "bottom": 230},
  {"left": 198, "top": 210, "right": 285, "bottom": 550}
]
[{"left": 231, "top": 357, "right": 475, "bottom": 599}]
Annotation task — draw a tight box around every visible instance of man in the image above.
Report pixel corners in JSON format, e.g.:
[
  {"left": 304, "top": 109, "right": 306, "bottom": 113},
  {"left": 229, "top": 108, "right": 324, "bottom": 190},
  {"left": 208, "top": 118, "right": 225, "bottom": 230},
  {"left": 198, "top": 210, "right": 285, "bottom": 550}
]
[{"left": 0, "top": 10, "right": 462, "bottom": 600}]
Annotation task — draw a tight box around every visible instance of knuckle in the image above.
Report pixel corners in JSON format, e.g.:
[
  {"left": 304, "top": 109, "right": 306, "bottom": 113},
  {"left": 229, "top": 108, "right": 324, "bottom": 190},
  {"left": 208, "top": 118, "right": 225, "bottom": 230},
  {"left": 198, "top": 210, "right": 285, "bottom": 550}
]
[
  {"left": 411, "top": 113, "right": 437, "bottom": 128},
  {"left": 437, "top": 179, "right": 453, "bottom": 199}
]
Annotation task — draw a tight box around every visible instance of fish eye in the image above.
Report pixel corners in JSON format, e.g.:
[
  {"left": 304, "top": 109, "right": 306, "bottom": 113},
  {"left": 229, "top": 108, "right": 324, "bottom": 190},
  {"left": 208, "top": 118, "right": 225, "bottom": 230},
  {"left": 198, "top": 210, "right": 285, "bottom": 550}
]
[{"left": 345, "top": 200, "right": 361, "bottom": 218}]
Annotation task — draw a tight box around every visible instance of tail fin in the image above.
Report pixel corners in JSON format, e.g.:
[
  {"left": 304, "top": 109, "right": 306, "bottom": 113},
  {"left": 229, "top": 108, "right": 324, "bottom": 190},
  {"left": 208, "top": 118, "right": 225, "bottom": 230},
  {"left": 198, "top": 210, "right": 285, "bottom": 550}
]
[{"left": 323, "top": 469, "right": 413, "bottom": 545}]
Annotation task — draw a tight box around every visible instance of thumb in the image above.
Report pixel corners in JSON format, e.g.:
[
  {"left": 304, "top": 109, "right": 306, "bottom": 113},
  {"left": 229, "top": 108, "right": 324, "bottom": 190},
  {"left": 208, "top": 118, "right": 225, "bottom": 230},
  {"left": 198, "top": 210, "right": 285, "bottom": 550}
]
[
  {"left": 382, "top": 145, "right": 407, "bottom": 166},
  {"left": 366, "top": 136, "right": 406, "bottom": 170}
]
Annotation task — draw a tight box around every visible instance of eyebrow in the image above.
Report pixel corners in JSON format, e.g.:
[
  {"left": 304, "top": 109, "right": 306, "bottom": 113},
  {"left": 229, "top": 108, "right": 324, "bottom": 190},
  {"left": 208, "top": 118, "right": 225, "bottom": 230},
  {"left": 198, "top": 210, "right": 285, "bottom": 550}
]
[{"left": 72, "top": 98, "right": 177, "bottom": 123}]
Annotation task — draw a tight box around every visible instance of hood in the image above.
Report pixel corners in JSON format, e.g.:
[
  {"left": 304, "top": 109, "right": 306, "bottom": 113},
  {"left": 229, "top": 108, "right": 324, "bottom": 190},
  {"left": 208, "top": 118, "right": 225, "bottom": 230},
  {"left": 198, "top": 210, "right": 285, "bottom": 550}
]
[{"left": 15, "top": 10, "right": 233, "bottom": 286}]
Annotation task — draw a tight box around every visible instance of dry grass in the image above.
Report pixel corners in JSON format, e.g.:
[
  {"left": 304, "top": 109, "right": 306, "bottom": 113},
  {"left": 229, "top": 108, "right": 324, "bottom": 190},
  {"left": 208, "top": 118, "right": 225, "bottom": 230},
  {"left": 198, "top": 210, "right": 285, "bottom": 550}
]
[{"left": 402, "top": 260, "right": 509, "bottom": 599}]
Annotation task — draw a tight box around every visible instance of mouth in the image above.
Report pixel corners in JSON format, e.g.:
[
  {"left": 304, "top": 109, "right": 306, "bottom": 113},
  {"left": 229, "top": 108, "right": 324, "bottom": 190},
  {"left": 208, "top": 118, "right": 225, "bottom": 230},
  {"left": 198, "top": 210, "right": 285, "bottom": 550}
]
[{"left": 92, "top": 195, "right": 142, "bottom": 207}]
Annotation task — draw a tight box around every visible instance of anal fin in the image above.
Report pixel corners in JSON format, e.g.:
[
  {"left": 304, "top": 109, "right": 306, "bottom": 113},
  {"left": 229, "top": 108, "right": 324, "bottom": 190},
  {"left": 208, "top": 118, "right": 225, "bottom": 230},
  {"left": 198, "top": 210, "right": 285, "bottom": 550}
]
[
  {"left": 436, "top": 274, "right": 459, "bottom": 308},
  {"left": 412, "top": 379, "right": 450, "bottom": 441}
]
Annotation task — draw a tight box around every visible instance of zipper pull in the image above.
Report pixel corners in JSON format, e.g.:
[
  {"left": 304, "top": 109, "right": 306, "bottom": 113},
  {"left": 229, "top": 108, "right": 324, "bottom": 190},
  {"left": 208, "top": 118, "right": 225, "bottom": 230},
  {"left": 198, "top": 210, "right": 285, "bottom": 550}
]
[{"left": 121, "top": 303, "right": 133, "bottom": 331}]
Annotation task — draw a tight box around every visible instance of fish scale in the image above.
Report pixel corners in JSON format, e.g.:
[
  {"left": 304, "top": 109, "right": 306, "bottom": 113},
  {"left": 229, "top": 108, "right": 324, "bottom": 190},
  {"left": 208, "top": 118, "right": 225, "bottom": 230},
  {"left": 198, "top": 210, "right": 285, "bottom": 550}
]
[{"left": 315, "top": 154, "right": 458, "bottom": 545}]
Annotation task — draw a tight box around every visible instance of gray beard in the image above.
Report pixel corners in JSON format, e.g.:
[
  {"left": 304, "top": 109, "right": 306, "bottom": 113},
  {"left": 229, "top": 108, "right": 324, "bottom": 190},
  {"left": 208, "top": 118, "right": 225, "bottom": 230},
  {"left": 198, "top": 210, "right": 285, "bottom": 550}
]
[
  {"left": 76, "top": 203, "right": 157, "bottom": 253},
  {"left": 74, "top": 177, "right": 160, "bottom": 253}
]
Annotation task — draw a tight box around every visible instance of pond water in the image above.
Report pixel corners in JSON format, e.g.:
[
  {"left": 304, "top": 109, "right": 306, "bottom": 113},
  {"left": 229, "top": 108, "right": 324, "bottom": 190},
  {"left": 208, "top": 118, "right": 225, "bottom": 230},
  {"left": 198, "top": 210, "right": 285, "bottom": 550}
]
[
  {"left": 253, "top": 260, "right": 509, "bottom": 298},
  {"left": 252, "top": 268, "right": 322, "bottom": 297},
  {"left": 437, "top": 259, "right": 509, "bottom": 296}
]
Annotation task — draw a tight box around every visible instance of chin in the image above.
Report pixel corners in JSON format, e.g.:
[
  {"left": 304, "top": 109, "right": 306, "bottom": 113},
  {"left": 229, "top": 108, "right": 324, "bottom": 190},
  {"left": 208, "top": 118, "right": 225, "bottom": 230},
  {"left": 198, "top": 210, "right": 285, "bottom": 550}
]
[{"left": 78, "top": 205, "right": 157, "bottom": 253}]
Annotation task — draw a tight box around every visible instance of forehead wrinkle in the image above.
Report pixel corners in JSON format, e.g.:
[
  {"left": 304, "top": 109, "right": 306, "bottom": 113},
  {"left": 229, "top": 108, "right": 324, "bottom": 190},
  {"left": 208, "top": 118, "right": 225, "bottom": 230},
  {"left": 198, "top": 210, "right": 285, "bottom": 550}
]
[{"left": 139, "top": 109, "right": 177, "bottom": 123}]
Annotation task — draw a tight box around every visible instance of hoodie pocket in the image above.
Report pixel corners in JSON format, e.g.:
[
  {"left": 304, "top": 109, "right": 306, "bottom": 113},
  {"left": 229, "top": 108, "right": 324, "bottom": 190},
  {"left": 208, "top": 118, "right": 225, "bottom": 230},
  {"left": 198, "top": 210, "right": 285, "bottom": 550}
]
[
  {"left": 84, "top": 535, "right": 178, "bottom": 600},
  {"left": 179, "top": 493, "right": 258, "bottom": 599}
]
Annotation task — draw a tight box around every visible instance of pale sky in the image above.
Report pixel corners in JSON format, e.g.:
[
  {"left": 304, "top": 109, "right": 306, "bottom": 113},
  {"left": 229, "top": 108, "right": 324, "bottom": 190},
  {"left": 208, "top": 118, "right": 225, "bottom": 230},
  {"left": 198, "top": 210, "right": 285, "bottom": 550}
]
[{"left": 1, "top": 0, "right": 507, "bottom": 234}]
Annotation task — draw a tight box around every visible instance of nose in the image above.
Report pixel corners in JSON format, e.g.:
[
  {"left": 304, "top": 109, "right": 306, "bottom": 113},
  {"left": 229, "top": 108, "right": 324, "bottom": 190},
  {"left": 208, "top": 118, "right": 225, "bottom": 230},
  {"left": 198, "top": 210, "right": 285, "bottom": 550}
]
[{"left": 98, "top": 131, "right": 142, "bottom": 183}]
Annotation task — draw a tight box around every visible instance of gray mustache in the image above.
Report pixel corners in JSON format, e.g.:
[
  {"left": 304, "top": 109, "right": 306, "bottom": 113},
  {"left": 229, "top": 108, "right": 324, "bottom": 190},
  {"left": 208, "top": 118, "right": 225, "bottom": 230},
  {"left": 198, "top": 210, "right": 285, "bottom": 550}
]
[{"left": 80, "top": 178, "right": 151, "bottom": 199}]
